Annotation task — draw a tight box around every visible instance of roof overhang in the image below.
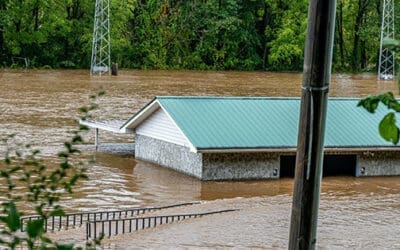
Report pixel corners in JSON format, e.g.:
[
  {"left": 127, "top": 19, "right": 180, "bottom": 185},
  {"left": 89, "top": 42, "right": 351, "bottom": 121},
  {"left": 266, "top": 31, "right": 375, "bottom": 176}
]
[
  {"left": 119, "top": 97, "right": 198, "bottom": 151},
  {"left": 119, "top": 98, "right": 160, "bottom": 133},
  {"left": 79, "top": 120, "right": 133, "bottom": 133},
  {"left": 196, "top": 146, "right": 400, "bottom": 154}
]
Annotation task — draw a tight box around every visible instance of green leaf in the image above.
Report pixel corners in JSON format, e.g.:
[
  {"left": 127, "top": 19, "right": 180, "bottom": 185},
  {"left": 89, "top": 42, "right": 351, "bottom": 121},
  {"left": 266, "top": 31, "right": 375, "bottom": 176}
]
[
  {"left": 358, "top": 96, "right": 380, "bottom": 113},
  {"left": 49, "top": 208, "right": 65, "bottom": 217},
  {"left": 379, "top": 92, "right": 400, "bottom": 112},
  {"left": 64, "top": 142, "right": 72, "bottom": 151},
  {"left": 41, "top": 236, "right": 52, "bottom": 243},
  {"left": 58, "top": 152, "right": 68, "bottom": 158},
  {"left": 60, "top": 161, "right": 68, "bottom": 169},
  {"left": 4, "top": 157, "right": 11, "bottom": 165},
  {"left": 56, "top": 243, "right": 74, "bottom": 250},
  {"left": 5, "top": 201, "right": 21, "bottom": 232},
  {"left": 72, "top": 135, "right": 83, "bottom": 143},
  {"left": 10, "top": 166, "right": 22, "bottom": 173},
  {"left": 79, "top": 125, "right": 89, "bottom": 131},
  {"left": 0, "top": 171, "right": 10, "bottom": 178},
  {"left": 379, "top": 112, "right": 400, "bottom": 144},
  {"left": 26, "top": 219, "right": 44, "bottom": 238},
  {"left": 69, "top": 175, "right": 79, "bottom": 185},
  {"left": 79, "top": 107, "right": 88, "bottom": 113}
]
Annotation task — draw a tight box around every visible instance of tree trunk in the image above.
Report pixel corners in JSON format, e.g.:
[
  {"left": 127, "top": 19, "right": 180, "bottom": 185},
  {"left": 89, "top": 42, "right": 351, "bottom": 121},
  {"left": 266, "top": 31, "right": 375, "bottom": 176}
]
[
  {"left": 67, "top": 0, "right": 84, "bottom": 20},
  {"left": 336, "top": 0, "right": 345, "bottom": 68},
  {"left": 352, "top": 0, "right": 368, "bottom": 71},
  {"left": 0, "top": 1, "right": 6, "bottom": 58},
  {"left": 14, "top": 20, "right": 21, "bottom": 33},
  {"left": 258, "top": 3, "right": 268, "bottom": 69},
  {"left": 33, "top": 0, "right": 39, "bottom": 31}
]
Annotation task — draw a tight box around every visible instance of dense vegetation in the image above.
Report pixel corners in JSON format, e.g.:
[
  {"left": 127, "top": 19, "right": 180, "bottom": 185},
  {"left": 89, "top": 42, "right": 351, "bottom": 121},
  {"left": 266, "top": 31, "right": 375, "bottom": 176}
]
[{"left": 0, "top": 0, "right": 399, "bottom": 71}]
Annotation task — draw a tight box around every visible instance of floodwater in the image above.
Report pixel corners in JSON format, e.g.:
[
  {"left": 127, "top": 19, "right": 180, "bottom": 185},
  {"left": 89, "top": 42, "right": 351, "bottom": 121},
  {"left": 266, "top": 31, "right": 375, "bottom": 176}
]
[{"left": 1, "top": 69, "right": 400, "bottom": 248}]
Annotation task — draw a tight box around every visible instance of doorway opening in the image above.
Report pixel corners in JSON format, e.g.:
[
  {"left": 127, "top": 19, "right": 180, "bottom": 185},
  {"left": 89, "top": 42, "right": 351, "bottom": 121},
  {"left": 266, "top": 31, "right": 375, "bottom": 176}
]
[{"left": 280, "top": 154, "right": 357, "bottom": 178}]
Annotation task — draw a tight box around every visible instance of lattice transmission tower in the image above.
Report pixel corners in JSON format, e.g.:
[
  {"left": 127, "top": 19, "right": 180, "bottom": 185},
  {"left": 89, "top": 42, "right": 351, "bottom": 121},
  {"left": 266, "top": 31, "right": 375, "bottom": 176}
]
[
  {"left": 378, "top": 0, "right": 395, "bottom": 80},
  {"left": 90, "top": 0, "right": 111, "bottom": 76}
]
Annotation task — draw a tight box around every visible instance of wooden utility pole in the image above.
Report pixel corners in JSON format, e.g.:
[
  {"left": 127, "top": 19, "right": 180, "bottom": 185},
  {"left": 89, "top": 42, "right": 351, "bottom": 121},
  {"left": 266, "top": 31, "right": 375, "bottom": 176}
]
[{"left": 288, "top": 0, "right": 337, "bottom": 249}]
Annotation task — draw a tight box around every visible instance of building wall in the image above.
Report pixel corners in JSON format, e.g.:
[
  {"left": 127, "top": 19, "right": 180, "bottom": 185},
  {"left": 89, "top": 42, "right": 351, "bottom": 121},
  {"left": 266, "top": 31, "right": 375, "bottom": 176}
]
[
  {"left": 202, "top": 152, "right": 280, "bottom": 180},
  {"left": 135, "top": 135, "right": 202, "bottom": 178},
  {"left": 135, "top": 135, "right": 281, "bottom": 180},
  {"left": 136, "top": 108, "right": 191, "bottom": 147},
  {"left": 357, "top": 151, "right": 400, "bottom": 176},
  {"left": 279, "top": 151, "right": 400, "bottom": 177},
  {"left": 135, "top": 135, "right": 400, "bottom": 179}
]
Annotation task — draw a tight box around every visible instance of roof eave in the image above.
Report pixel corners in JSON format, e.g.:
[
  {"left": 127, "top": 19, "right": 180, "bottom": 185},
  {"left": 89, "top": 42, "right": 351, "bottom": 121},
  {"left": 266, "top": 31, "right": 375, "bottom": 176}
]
[
  {"left": 79, "top": 120, "right": 127, "bottom": 133},
  {"left": 197, "top": 147, "right": 297, "bottom": 153},
  {"left": 196, "top": 146, "right": 400, "bottom": 154},
  {"left": 119, "top": 98, "right": 160, "bottom": 132}
]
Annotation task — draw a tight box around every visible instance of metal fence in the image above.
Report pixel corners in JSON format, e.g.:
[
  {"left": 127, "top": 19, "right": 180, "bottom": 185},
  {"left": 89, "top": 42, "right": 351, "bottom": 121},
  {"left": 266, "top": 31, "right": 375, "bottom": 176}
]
[
  {"left": 20, "top": 202, "right": 199, "bottom": 232},
  {"left": 86, "top": 209, "right": 238, "bottom": 240}
]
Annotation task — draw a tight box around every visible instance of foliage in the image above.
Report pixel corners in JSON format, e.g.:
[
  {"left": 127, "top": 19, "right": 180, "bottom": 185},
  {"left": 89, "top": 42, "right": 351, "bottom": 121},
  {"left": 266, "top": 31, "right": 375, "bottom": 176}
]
[
  {"left": 358, "top": 92, "right": 400, "bottom": 144},
  {"left": 0, "top": 0, "right": 397, "bottom": 71},
  {"left": 267, "top": 0, "right": 307, "bottom": 71},
  {"left": 359, "top": 37, "right": 400, "bottom": 145},
  {"left": 0, "top": 91, "right": 105, "bottom": 249},
  {"left": 127, "top": 0, "right": 264, "bottom": 70}
]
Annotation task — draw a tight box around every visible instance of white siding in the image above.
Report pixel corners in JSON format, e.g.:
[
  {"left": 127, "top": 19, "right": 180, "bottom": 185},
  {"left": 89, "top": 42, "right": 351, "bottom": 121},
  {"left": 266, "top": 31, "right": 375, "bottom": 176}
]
[{"left": 136, "top": 108, "right": 191, "bottom": 147}]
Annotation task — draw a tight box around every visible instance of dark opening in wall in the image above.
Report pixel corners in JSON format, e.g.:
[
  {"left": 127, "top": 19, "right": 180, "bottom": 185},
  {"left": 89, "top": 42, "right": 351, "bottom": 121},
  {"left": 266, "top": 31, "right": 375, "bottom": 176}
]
[
  {"left": 280, "top": 155, "right": 296, "bottom": 177},
  {"left": 280, "top": 154, "right": 357, "bottom": 178}
]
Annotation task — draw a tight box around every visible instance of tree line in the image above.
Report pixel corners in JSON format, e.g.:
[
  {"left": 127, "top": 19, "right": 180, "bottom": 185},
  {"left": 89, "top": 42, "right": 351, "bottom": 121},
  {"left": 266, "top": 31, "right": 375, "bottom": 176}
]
[{"left": 0, "top": 0, "right": 398, "bottom": 71}]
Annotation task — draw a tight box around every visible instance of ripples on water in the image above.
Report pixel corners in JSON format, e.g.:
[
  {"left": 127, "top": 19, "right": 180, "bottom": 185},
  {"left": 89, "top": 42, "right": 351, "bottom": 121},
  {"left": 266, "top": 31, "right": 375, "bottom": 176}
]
[{"left": 1, "top": 69, "right": 400, "bottom": 248}]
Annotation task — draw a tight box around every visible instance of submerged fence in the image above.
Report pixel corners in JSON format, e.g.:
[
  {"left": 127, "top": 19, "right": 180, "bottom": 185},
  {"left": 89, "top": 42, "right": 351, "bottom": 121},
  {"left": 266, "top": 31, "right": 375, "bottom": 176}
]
[
  {"left": 86, "top": 209, "right": 238, "bottom": 240},
  {"left": 20, "top": 202, "right": 199, "bottom": 232}
]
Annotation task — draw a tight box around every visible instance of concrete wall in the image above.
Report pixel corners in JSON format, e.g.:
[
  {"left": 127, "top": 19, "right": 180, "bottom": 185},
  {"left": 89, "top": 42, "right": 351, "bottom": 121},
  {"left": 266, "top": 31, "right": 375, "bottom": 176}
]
[
  {"left": 135, "top": 135, "right": 203, "bottom": 178},
  {"left": 357, "top": 151, "right": 400, "bottom": 177},
  {"left": 202, "top": 152, "right": 280, "bottom": 180},
  {"left": 135, "top": 135, "right": 400, "bottom": 179},
  {"left": 135, "top": 135, "right": 281, "bottom": 180}
]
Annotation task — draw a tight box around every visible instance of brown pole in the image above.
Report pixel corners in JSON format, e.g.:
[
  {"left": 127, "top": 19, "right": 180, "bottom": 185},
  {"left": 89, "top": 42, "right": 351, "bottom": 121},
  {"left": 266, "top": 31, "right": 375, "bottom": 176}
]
[{"left": 289, "top": 0, "right": 337, "bottom": 249}]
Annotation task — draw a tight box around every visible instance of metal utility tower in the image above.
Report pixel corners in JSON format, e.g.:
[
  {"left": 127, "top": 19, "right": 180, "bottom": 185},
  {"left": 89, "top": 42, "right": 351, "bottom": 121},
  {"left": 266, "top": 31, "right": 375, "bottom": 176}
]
[
  {"left": 378, "top": 0, "right": 395, "bottom": 80},
  {"left": 90, "top": 0, "right": 111, "bottom": 76}
]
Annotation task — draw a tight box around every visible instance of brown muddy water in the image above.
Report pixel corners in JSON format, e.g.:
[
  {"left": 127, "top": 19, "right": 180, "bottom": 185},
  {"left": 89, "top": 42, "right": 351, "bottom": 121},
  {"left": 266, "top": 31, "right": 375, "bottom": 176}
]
[{"left": 1, "top": 69, "right": 400, "bottom": 248}]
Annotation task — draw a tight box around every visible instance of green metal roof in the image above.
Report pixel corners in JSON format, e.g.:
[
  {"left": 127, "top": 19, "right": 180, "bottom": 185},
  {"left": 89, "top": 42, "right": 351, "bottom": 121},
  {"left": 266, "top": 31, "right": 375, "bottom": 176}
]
[{"left": 154, "top": 96, "right": 399, "bottom": 151}]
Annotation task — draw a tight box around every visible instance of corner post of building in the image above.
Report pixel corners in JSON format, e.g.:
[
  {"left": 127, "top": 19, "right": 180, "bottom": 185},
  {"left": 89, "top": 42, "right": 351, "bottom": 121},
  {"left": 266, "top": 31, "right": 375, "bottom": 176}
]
[
  {"left": 288, "top": 0, "right": 337, "bottom": 249},
  {"left": 95, "top": 128, "right": 99, "bottom": 151}
]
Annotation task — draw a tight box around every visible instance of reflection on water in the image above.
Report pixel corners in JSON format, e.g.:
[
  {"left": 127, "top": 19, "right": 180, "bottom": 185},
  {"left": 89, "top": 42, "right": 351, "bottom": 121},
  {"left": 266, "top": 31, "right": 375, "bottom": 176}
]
[{"left": 1, "top": 69, "right": 400, "bottom": 247}]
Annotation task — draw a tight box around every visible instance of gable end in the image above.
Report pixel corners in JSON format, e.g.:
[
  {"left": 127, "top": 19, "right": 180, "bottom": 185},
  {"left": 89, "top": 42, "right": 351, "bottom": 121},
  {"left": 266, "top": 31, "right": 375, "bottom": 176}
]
[{"left": 136, "top": 108, "right": 192, "bottom": 148}]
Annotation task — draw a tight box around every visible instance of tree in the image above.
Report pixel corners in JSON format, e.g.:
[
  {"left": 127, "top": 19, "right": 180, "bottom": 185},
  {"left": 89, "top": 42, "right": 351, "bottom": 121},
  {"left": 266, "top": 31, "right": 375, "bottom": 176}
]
[
  {"left": 0, "top": 0, "right": 398, "bottom": 71},
  {"left": 267, "top": 0, "right": 308, "bottom": 71}
]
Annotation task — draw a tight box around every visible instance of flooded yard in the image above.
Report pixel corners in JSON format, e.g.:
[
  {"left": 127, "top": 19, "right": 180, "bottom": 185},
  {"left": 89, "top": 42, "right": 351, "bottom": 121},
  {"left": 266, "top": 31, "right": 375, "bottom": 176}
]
[{"left": 1, "top": 69, "right": 400, "bottom": 248}]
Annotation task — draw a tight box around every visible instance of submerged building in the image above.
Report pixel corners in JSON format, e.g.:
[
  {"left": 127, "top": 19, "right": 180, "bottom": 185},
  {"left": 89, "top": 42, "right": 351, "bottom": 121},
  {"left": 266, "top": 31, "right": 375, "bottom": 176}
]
[{"left": 82, "top": 97, "right": 400, "bottom": 180}]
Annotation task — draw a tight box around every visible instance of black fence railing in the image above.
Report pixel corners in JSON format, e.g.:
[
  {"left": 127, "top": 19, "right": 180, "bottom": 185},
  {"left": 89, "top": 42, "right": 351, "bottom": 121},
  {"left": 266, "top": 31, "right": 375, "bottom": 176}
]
[
  {"left": 20, "top": 202, "right": 199, "bottom": 232},
  {"left": 86, "top": 209, "right": 238, "bottom": 240}
]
